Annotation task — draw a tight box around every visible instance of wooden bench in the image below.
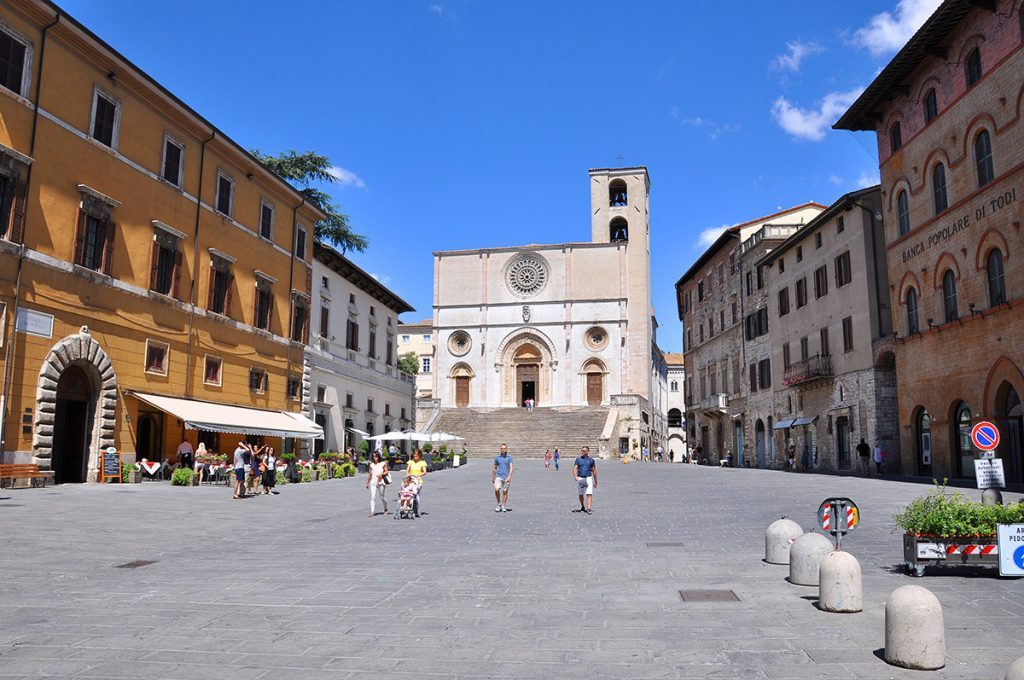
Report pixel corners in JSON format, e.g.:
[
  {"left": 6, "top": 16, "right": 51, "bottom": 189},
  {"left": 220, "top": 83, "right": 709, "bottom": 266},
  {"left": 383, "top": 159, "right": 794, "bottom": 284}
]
[{"left": 0, "top": 463, "right": 54, "bottom": 488}]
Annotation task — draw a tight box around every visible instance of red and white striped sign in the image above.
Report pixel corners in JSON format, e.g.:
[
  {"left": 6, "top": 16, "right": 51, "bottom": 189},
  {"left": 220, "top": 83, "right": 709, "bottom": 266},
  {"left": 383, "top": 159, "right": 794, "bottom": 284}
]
[
  {"left": 820, "top": 505, "right": 858, "bottom": 531},
  {"left": 945, "top": 544, "right": 997, "bottom": 556}
]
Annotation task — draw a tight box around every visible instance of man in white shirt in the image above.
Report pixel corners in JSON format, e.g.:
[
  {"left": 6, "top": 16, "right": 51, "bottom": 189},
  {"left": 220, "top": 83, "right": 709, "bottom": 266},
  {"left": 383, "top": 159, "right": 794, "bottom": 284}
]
[{"left": 176, "top": 439, "right": 194, "bottom": 471}]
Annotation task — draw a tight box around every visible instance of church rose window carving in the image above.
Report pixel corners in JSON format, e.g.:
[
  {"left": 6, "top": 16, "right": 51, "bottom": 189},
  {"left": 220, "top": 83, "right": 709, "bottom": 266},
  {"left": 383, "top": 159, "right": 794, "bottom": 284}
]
[
  {"left": 504, "top": 253, "right": 549, "bottom": 299},
  {"left": 448, "top": 331, "right": 471, "bottom": 356},
  {"left": 585, "top": 326, "right": 608, "bottom": 351}
]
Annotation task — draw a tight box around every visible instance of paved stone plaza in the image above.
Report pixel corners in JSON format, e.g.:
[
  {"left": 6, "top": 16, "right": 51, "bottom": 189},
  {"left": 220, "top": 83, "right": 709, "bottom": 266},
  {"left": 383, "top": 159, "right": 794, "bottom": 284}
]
[{"left": 1, "top": 463, "right": 1022, "bottom": 679}]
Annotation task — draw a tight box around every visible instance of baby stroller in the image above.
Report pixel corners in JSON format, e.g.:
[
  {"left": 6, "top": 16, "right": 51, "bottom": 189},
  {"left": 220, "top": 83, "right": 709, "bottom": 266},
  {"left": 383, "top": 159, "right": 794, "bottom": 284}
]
[{"left": 395, "top": 478, "right": 420, "bottom": 520}]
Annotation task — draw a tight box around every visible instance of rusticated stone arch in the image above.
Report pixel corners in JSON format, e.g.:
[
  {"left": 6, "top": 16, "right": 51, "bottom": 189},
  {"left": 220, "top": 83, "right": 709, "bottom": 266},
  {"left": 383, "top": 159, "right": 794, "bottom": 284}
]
[{"left": 33, "top": 327, "right": 117, "bottom": 480}]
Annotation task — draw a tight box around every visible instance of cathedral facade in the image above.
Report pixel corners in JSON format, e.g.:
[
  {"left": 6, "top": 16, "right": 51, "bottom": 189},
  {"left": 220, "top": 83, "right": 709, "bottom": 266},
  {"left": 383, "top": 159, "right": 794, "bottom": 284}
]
[{"left": 424, "top": 167, "right": 666, "bottom": 455}]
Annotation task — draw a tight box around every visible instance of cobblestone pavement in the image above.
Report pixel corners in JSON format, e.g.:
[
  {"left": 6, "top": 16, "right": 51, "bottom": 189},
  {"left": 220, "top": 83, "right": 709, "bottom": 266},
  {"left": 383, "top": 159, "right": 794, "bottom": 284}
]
[{"left": 1, "top": 461, "right": 1022, "bottom": 679}]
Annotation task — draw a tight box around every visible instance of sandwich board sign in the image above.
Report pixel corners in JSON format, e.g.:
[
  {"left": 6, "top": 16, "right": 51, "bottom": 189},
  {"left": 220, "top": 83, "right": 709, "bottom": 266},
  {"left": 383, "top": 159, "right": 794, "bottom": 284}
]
[{"left": 997, "top": 524, "right": 1024, "bottom": 577}]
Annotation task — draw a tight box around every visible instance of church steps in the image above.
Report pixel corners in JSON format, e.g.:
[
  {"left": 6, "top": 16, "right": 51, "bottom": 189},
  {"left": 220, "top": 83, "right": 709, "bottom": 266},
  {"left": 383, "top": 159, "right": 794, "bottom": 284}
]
[{"left": 430, "top": 406, "right": 609, "bottom": 458}]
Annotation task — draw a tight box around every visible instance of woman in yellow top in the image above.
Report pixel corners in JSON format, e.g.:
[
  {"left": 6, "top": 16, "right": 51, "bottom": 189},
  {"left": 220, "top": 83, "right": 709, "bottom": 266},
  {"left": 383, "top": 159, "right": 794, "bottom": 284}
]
[{"left": 405, "top": 449, "right": 427, "bottom": 516}]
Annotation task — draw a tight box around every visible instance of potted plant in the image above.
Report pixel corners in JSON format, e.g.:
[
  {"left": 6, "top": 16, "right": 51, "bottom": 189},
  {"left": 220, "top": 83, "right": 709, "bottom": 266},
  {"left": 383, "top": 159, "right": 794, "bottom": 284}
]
[
  {"left": 121, "top": 462, "right": 141, "bottom": 484},
  {"left": 171, "top": 467, "right": 194, "bottom": 486},
  {"left": 357, "top": 442, "right": 370, "bottom": 473},
  {"left": 895, "top": 482, "right": 1024, "bottom": 576},
  {"left": 280, "top": 452, "right": 299, "bottom": 483}
]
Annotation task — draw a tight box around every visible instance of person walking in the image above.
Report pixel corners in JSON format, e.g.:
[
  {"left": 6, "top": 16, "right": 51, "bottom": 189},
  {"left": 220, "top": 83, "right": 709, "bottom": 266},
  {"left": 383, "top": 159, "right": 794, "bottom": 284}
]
[
  {"left": 655, "top": 444, "right": 664, "bottom": 463},
  {"left": 176, "top": 438, "right": 194, "bottom": 473},
  {"left": 261, "top": 447, "right": 277, "bottom": 495},
  {"left": 544, "top": 449, "right": 552, "bottom": 470},
  {"left": 405, "top": 449, "right": 427, "bottom": 516},
  {"left": 231, "top": 442, "right": 247, "bottom": 499},
  {"left": 366, "top": 451, "right": 390, "bottom": 516},
  {"left": 553, "top": 447, "right": 560, "bottom": 470},
  {"left": 873, "top": 445, "right": 884, "bottom": 476},
  {"left": 573, "top": 446, "right": 598, "bottom": 514},
  {"left": 492, "top": 443, "right": 514, "bottom": 512},
  {"left": 856, "top": 438, "right": 871, "bottom": 476}
]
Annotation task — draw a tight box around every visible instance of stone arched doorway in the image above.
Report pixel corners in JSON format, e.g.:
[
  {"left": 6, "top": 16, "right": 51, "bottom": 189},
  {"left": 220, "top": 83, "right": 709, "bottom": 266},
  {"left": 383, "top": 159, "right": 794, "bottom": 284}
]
[
  {"left": 755, "top": 419, "right": 765, "bottom": 468},
  {"left": 514, "top": 345, "right": 541, "bottom": 406},
  {"left": 996, "top": 382, "right": 1022, "bottom": 483},
  {"left": 34, "top": 328, "right": 117, "bottom": 483},
  {"left": 496, "top": 329, "right": 556, "bottom": 407},
  {"left": 450, "top": 363, "right": 474, "bottom": 408},
  {"left": 135, "top": 412, "right": 164, "bottom": 462},
  {"left": 582, "top": 359, "right": 606, "bottom": 406}
]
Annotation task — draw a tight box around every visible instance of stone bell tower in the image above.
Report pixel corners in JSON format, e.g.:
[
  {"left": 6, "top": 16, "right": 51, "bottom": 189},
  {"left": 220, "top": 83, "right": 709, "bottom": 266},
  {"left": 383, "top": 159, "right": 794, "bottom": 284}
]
[{"left": 587, "top": 166, "right": 653, "bottom": 399}]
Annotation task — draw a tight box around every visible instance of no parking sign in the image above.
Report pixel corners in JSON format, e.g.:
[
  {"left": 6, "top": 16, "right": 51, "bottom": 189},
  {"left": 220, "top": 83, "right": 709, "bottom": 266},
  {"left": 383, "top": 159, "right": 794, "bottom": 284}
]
[{"left": 971, "top": 421, "right": 1000, "bottom": 455}]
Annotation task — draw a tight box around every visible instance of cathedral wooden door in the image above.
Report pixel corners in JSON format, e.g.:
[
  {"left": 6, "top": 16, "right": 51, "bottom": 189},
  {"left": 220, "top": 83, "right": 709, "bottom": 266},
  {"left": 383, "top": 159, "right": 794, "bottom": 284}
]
[
  {"left": 586, "top": 373, "right": 602, "bottom": 406},
  {"left": 455, "top": 376, "right": 470, "bottom": 408}
]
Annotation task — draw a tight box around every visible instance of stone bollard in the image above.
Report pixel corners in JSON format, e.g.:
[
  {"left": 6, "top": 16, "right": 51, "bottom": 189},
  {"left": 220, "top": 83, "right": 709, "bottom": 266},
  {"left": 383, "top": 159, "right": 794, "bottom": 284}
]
[
  {"left": 982, "top": 488, "right": 1003, "bottom": 506},
  {"left": 1006, "top": 656, "right": 1024, "bottom": 680},
  {"left": 818, "top": 550, "right": 862, "bottom": 613},
  {"left": 885, "top": 585, "right": 945, "bottom": 670},
  {"left": 789, "top": 532, "right": 834, "bottom": 586},
  {"left": 765, "top": 518, "right": 803, "bottom": 565}
]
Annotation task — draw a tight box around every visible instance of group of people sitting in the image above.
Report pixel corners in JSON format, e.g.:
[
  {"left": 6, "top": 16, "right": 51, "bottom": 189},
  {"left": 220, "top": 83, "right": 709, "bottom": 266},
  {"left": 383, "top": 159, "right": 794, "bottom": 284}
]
[{"left": 366, "top": 448, "right": 428, "bottom": 518}]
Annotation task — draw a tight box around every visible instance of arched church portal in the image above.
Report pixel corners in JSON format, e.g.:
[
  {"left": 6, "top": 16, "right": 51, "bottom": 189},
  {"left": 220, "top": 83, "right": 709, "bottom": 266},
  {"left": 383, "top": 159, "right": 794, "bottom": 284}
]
[{"left": 497, "top": 331, "right": 555, "bottom": 407}]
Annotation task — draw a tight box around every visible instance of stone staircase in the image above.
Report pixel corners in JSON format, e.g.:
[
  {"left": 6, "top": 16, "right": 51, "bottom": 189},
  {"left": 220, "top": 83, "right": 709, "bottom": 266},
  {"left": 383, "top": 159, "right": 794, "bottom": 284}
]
[{"left": 430, "top": 406, "right": 610, "bottom": 458}]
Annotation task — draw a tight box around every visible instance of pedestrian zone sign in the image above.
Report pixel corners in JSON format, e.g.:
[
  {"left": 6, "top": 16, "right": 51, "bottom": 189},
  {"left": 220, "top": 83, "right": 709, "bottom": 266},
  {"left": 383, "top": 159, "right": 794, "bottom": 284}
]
[{"left": 997, "top": 524, "right": 1024, "bottom": 577}]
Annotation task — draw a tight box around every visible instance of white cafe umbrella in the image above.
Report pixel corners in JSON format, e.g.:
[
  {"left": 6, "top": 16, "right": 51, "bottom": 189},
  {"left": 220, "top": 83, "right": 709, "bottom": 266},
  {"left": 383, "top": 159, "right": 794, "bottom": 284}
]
[
  {"left": 408, "top": 431, "right": 464, "bottom": 443},
  {"left": 367, "top": 431, "right": 414, "bottom": 442}
]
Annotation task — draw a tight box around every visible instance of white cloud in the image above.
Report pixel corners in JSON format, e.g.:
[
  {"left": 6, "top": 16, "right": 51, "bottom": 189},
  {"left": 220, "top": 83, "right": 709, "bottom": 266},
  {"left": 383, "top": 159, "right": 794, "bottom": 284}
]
[
  {"left": 429, "top": 4, "right": 457, "bottom": 21},
  {"left": 369, "top": 272, "right": 392, "bottom": 285},
  {"left": 696, "top": 225, "right": 730, "bottom": 249},
  {"left": 852, "top": 0, "right": 941, "bottom": 57},
  {"left": 771, "top": 40, "right": 824, "bottom": 73},
  {"left": 856, "top": 170, "right": 880, "bottom": 188},
  {"left": 671, "top": 108, "right": 740, "bottom": 141},
  {"left": 770, "top": 87, "right": 865, "bottom": 141},
  {"left": 326, "top": 165, "right": 366, "bottom": 189},
  {"left": 828, "top": 174, "right": 844, "bottom": 186}
]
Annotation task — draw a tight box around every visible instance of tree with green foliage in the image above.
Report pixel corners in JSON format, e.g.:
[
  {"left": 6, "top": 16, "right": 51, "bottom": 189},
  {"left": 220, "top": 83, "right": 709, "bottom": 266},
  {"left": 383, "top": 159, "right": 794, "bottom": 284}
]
[
  {"left": 249, "top": 149, "right": 369, "bottom": 253},
  {"left": 398, "top": 351, "right": 419, "bottom": 375}
]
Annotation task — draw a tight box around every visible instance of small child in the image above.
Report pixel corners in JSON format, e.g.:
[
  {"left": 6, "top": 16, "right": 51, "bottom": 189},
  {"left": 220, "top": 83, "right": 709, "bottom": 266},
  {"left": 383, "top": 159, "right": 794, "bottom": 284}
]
[{"left": 399, "top": 475, "right": 417, "bottom": 510}]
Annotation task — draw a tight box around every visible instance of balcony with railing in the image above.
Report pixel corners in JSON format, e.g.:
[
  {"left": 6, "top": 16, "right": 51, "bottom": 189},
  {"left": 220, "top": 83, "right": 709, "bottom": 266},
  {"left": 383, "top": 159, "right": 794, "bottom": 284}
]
[
  {"left": 739, "top": 224, "right": 799, "bottom": 256},
  {"left": 699, "top": 393, "right": 728, "bottom": 414},
  {"left": 783, "top": 354, "right": 833, "bottom": 388}
]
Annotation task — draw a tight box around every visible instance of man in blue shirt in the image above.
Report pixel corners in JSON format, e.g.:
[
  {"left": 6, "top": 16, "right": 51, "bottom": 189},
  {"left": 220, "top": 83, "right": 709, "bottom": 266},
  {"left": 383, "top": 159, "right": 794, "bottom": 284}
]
[
  {"left": 573, "top": 446, "right": 598, "bottom": 514},
  {"left": 492, "top": 443, "right": 514, "bottom": 512}
]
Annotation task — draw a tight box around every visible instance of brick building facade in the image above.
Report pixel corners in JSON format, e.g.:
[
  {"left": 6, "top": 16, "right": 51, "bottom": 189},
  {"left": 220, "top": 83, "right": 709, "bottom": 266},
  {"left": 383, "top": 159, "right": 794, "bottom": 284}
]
[{"left": 836, "top": 0, "right": 1024, "bottom": 484}]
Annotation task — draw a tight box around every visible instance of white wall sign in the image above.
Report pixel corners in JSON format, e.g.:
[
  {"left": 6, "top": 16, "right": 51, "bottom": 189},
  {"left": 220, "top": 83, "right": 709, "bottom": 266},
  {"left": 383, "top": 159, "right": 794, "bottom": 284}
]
[
  {"left": 15, "top": 308, "right": 54, "bottom": 339},
  {"left": 974, "top": 458, "right": 1005, "bottom": 489},
  {"left": 997, "top": 524, "right": 1024, "bottom": 577}
]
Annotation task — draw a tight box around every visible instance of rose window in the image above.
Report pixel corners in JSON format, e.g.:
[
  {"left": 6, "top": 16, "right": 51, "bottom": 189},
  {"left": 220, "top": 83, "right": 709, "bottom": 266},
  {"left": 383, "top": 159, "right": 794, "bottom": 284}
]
[
  {"left": 448, "top": 331, "right": 472, "bottom": 357},
  {"left": 505, "top": 254, "right": 549, "bottom": 299}
]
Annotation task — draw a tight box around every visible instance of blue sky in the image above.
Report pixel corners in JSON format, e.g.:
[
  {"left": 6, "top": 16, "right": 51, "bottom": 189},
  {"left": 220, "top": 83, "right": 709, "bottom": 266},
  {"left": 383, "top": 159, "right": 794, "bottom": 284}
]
[{"left": 59, "top": 0, "right": 941, "bottom": 352}]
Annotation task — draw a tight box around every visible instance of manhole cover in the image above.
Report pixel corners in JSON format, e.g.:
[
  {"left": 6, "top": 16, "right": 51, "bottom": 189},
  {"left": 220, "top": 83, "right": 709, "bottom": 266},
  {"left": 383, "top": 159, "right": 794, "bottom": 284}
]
[
  {"left": 646, "top": 542, "right": 685, "bottom": 547},
  {"left": 116, "top": 560, "right": 158, "bottom": 569},
  {"left": 679, "top": 590, "right": 739, "bottom": 602}
]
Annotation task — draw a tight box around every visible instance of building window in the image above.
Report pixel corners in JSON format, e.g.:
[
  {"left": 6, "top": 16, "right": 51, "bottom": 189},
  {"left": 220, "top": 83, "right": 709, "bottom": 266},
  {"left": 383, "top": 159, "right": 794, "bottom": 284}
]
[
  {"left": 758, "top": 358, "right": 771, "bottom": 389},
  {"left": 384, "top": 403, "right": 391, "bottom": 416},
  {"left": 731, "top": 301, "right": 737, "bottom": 324},
  {"left": 974, "top": 130, "right": 994, "bottom": 187},
  {"left": 897, "top": 190, "right": 910, "bottom": 236},
  {"left": 0, "top": 27, "right": 30, "bottom": 97},
  {"left": 987, "top": 248, "right": 1006, "bottom": 307},
  {"left": 370, "top": 305, "right": 376, "bottom": 317},
  {"left": 287, "top": 375, "right": 300, "bottom": 400},
  {"left": 906, "top": 287, "right": 920, "bottom": 335},
  {"left": 319, "top": 302, "right": 329, "bottom": 337},
  {"left": 367, "top": 398, "right": 375, "bottom": 414},
  {"left": 889, "top": 122, "right": 902, "bottom": 152},
  {"left": 819, "top": 327, "right": 830, "bottom": 356},
  {"left": 149, "top": 231, "right": 181, "bottom": 297},
  {"left": 813, "top": 265, "right": 828, "bottom": 299},
  {"left": 964, "top": 47, "right": 982, "bottom": 87},
  {"left": 836, "top": 216, "right": 844, "bottom": 234},
  {"left": 291, "top": 294, "right": 309, "bottom": 343},
  {"left": 942, "top": 270, "right": 958, "bottom": 323},
  {"left": 422, "top": 334, "right": 431, "bottom": 342},
  {"left": 74, "top": 199, "right": 115, "bottom": 274},
  {"left": 796, "top": 246, "right": 802, "bottom": 262},
  {"left": 815, "top": 232, "right": 822, "bottom": 249},
  {"left": 778, "top": 257, "right": 785, "bottom": 273},
  {"left": 254, "top": 278, "right": 273, "bottom": 331},
  {"left": 923, "top": 88, "right": 938, "bottom": 124},
  {"left": 249, "top": 367, "right": 268, "bottom": 393},
  {"left": 207, "top": 255, "right": 233, "bottom": 315},
  {"left": 749, "top": 363, "right": 757, "bottom": 393},
  {"left": 932, "top": 163, "right": 948, "bottom": 214},
  {"left": 345, "top": 393, "right": 353, "bottom": 408},
  {"left": 609, "top": 179, "right": 627, "bottom": 207},
  {"left": 834, "top": 251, "right": 851, "bottom": 287},
  {"left": 387, "top": 335, "right": 394, "bottom": 364},
  {"left": 795, "top": 278, "right": 807, "bottom": 308},
  {"left": 609, "top": 217, "right": 628, "bottom": 242},
  {"left": 800, "top": 337, "right": 809, "bottom": 361},
  {"left": 90, "top": 88, "right": 120, "bottom": 149},
  {"left": 670, "top": 380, "right": 679, "bottom": 392},
  {"left": 401, "top": 334, "right": 410, "bottom": 343},
  {"left": 349, "top": 293, "right": 356, "bottom": 304},
  {"left": 161, "top": 136, "right": 184, "bottom": 187},
  {"left": 144, "top": 340, "right": 169, "bottom": 376},
  {"left": 842, "top": 316, "right": 853, "bottom": 352},
  {"left": 756, "top": 265, "right": 764, "bottom": 290},
  {"left": 782, "top": 342, "right": 790, "bottom": 369},
  {"left": 203, "top": 355, "right": 222, "bottom": 386},
  {"left": 346, "top": 319, "right": 359, "bottom": 350},
  {"left": 745, "top": 271, "right": 752, "bottom": 296},
  {"left": 215, "top": 172, "right": 234, "bottom": 216},
  {"left": 422, "top": 357, "right": 431, "bottom": 373},
  {"left": 295, "top": 225, "right": 307, "bottom": 259},
  {"left": 368, "top": 329, "right": 377, "bottom": 359},
  {"left": 259, "top": 200, "right": 274, "bottom": 240}
]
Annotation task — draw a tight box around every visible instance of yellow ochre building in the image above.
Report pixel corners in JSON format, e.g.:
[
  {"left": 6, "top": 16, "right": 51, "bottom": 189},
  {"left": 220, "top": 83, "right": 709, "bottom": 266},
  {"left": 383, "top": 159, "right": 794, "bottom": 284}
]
[{"left": 0, "top": 0, "right": 324, "bottom": 482}]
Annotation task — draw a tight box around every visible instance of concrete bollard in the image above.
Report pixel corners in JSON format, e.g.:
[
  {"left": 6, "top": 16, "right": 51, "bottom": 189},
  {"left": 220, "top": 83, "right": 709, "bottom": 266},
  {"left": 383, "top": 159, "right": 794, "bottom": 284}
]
[
  {"left": 789, "top": 532, "right": 834, "bottom": 586},
  {"left": 885, "top": 585, "right": 945, "bottom": 670},
  {"left": 818, "top": 550, "right": 862, "bottom": 613},
  {"left": 765, "top": 518, "right": 803, "bottom": 565},
  {"left": 982, "top": 488, "right": 1003, "bottom": 506},
  {"left": 1006, "top": 656, "right": 1024, "bottom": 680}
]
